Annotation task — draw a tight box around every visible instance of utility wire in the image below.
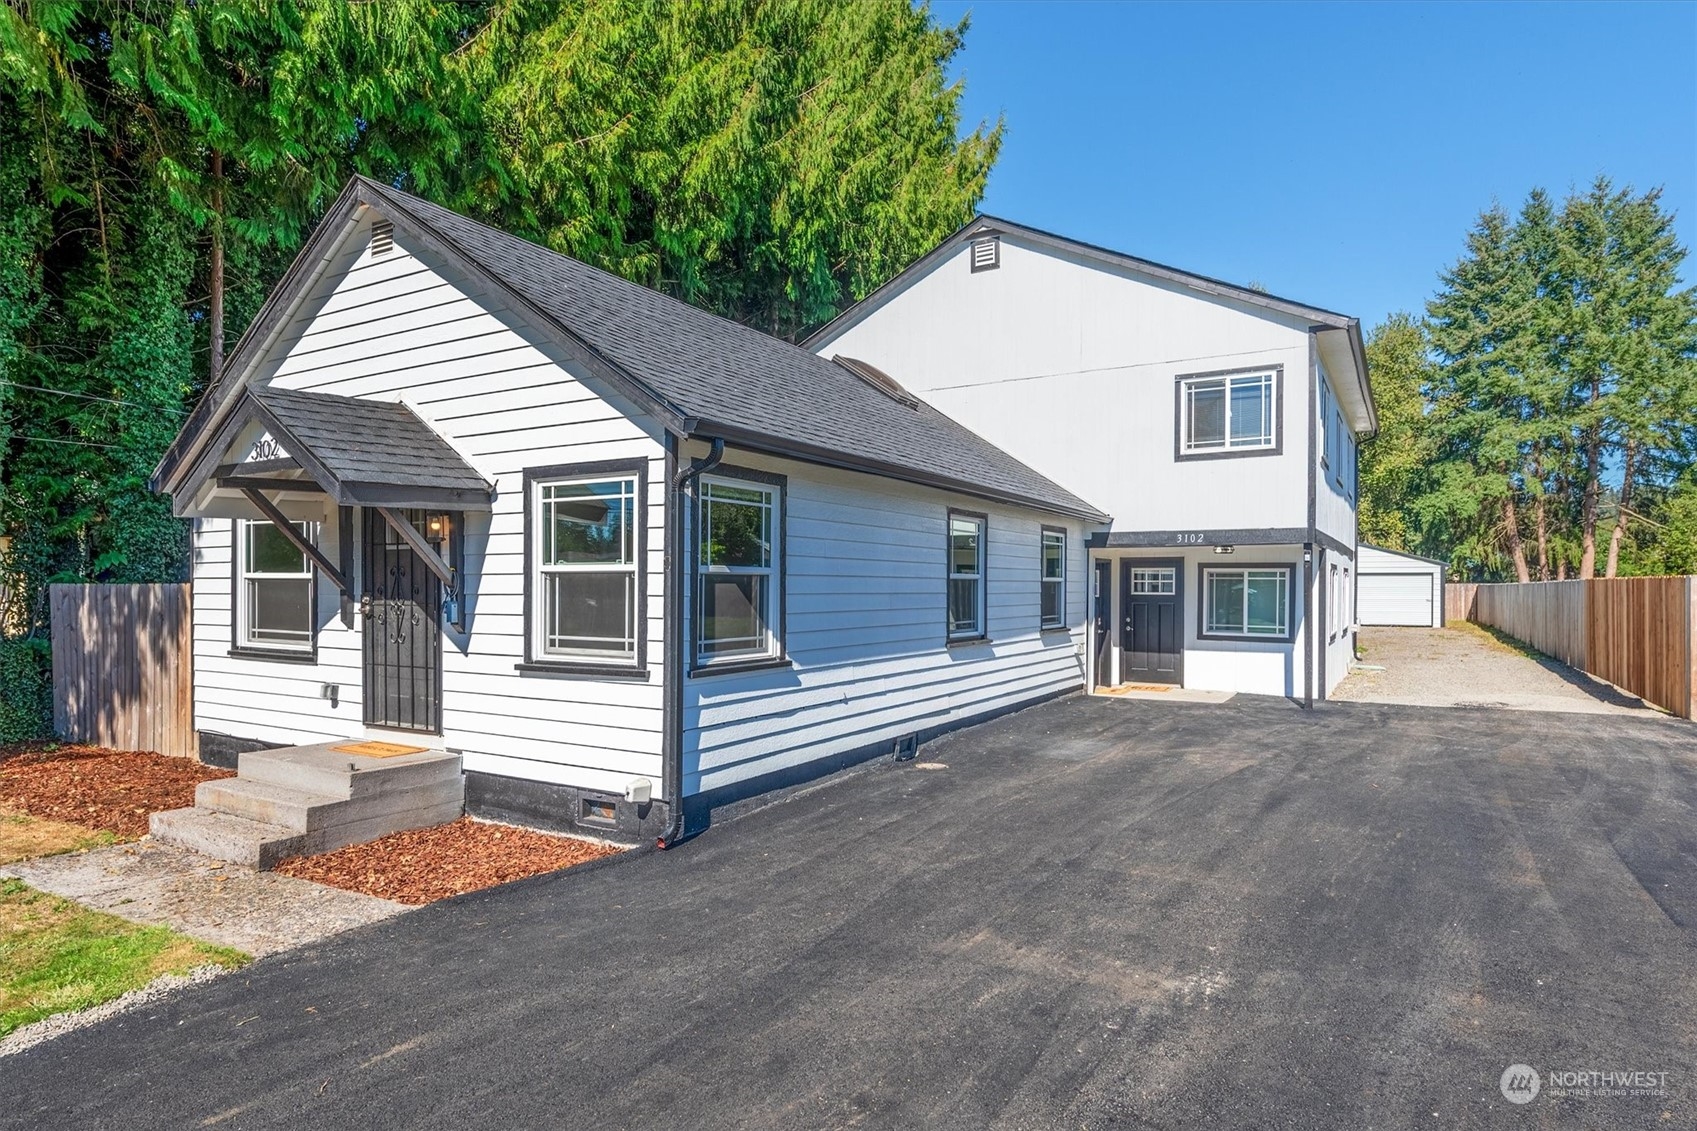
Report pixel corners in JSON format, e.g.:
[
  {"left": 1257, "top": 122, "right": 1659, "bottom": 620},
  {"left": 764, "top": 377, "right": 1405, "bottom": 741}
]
[
  {"left": 15, "top": 434, "right": 120, "bottom": 450},
  {"left": 0, "top": 379, "right": 188, "bottom": 416}
]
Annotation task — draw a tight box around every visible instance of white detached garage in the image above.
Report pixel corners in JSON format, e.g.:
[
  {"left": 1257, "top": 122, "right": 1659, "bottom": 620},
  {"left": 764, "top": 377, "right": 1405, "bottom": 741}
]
[{"left": 1357, "top": 544, "right": 1446, "bottom": 627}]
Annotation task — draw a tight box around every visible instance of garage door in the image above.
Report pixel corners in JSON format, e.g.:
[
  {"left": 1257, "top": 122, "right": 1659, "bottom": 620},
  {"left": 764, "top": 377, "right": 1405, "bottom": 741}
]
[{"left": 1359, "top": 572, "right": 1434, "bottom": 626}]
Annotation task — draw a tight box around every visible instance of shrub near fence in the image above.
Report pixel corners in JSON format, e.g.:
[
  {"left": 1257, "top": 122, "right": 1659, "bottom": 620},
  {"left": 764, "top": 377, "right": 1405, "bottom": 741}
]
[
  {"left": 49, "top": 584, "right": 195, "bottom": 757},
  {"left": 1462, "top": 576, "right": 1695, "bottom": 719}
]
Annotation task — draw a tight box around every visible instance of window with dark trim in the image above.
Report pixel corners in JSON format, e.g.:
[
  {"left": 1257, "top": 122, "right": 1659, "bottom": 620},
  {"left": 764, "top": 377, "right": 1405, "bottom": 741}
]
[
  {"left": 1175, "top": 366, "right": 1282, "bottom": 460},
  {"left": 948, "top": 511, "right": 987, "bottom": 640},
  {"left": 234, "top": 519, "right": 315, "bottom": 655},
  {"left": 522, "top": 458, "right": 647, "bottom": 673},
  {"left": 1040, "top": 526, "right": 1066, "bottom": 629},
  {"left": 1199, "top": 564, "right": 1294, "bottom": 642},
  {"left": 697, "top": 469, "right": 785, "bottom": 666}
]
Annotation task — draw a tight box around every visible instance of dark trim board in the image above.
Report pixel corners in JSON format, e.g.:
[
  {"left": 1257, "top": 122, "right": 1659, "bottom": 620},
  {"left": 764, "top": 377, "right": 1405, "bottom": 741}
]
[
  {"left": 196, "top": 730, "right": 273, "bottom": 770},
  {"left": 463, "top": 771, "right": 668, "bottom": 845},
  {"left": 1090, "top": 527, "right": 1310, "bottom": 549}
]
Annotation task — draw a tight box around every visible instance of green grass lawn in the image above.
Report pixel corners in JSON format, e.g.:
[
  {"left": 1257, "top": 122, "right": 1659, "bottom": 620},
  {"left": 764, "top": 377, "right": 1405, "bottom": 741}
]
[{"left": 0, "top": 878, "right": 247, "bottom": 1037}]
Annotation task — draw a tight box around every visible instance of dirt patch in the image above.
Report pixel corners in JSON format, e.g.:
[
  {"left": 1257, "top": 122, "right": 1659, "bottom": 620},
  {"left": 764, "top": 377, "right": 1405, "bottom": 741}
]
[
  {"left": 273, "top": 817, "right": 623, "bottom": 905},
  {"left": 0, "top": 745, "right": 232, "bottom": 840},
  {"left": 0, "top": 811, "right": 115, "bottom": 865}
]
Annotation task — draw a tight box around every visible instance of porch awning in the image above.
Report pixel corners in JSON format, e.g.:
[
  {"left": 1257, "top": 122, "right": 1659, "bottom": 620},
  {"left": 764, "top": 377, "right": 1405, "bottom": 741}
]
[{"left": 172, "top": 385, "right": 495, "bottom": 519}]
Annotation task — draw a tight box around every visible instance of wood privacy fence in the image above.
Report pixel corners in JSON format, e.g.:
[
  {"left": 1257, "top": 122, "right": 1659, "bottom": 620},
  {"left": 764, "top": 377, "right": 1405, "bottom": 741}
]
[
  {"left": 49, "top": 584, "right": 195, "bottom": 757},
  {"left": 1461, "top": 576, "right": 1696, "bottom": 719}
]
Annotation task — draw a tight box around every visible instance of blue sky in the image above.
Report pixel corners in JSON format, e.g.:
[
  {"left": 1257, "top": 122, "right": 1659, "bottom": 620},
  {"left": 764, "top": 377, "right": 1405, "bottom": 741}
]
[{"left": 929, "top": 1, "right": 1697, "bottom": 331}]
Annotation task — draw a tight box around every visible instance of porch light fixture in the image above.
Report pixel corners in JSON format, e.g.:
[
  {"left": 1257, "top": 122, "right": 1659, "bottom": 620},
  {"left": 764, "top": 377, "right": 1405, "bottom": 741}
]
[
  {"left": 425, "top": 513, "right": 449, "bottom": 542},
  {"left": 1213, "top": 545, "right": 1235, "bottom": 555}
]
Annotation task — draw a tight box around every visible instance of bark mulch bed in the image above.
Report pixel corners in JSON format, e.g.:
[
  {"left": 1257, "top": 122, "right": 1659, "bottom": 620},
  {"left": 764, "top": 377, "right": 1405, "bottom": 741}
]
[
  {"left": 0, "top": 744, "right": 232, "bottom": 840},
  {"left": 273, "top": 817, "right": 624, "bottom": 905}
]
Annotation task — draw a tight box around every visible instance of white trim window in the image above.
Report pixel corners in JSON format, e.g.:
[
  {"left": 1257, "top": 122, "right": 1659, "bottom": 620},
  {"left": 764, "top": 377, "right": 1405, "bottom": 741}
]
[
  {"left": 1203, "top": 566, "right": 1291, "bottom": 639},
  {"left": 236, "top": 519, "right": 314, "bottom": 652},
  {"left": 1130, "top": 566, "right": 1176, "bottom": 594},
  {"left": 534, "top": 474, "right": 640, "bottom": 663},
  {"left": 1181, "top": 370, "right": 1277, "bottom": 453},
  {"left": 698, "top": 475, "right": 782, "bottom": 663},
  {"left": 1040, "top": 528, "right": 1066, "bottom": 629},
  {"left": 948, "top": 512, "right": 987, "bottom": 639}
]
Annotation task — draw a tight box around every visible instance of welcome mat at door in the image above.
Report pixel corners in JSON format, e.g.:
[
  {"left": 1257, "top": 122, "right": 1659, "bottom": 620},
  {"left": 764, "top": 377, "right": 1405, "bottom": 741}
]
[
  {"left": 331, "top": 741, "right": 430, "bottom": 759},
  {"left": 1101, "top": 684, "right": 1174, "bottom": 695}
]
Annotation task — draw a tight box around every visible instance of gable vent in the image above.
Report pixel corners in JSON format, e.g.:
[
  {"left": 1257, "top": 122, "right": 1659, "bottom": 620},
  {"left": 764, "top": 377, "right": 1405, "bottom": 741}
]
[
  {"left": 370, "top": 219, "right": 394, "bottom": 255},
  {"left": 832, "top": 355, "right": 920, "bottom": 409},
  {"left": 969, "top": 234, "right": 1000, "bottom": 272}
]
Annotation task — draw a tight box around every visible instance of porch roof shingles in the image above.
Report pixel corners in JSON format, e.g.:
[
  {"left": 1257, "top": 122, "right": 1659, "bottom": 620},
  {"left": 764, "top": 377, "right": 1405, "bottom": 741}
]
[
  {"left": 252, "top": 386, "right": 492, "bottom": 504},
  {"left": 355, "top": 179, "right": 1110, "bottom": 523}
]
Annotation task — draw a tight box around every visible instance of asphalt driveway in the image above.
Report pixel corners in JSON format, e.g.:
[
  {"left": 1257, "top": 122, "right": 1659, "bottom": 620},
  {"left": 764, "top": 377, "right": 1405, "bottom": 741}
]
[{"left": 4, "top": 695, "right": 1695, "bottom": 1129}]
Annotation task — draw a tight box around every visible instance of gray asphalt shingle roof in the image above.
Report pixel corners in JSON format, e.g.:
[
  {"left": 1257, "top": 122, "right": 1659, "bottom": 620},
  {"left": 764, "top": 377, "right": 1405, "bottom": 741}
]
[
  {"left": 356, "top": 179, "right": 1108, "bottom": 522},
  {"left": 254, "top": 385, "right": 492, "bottom": 499}
]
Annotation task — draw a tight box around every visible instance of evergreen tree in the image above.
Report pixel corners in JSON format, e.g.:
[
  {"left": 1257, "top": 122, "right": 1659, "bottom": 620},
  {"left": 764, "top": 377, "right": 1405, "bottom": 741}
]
[{"left": 1358, "top": 314, "right": 1435, "bottom": 553}]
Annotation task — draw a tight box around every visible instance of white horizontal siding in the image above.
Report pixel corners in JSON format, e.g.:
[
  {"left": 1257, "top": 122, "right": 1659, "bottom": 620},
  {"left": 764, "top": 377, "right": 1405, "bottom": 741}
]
[
  {"left": 192, "top": 214, "right": 667, "bottom": 792},
  {"left": 681, "top": 447, "right": 1090, "bottom": 796}
]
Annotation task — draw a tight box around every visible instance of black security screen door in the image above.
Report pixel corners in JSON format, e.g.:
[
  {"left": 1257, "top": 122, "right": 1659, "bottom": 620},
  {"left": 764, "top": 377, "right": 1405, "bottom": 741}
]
[
  {"left": 1093, "top": 560, "right": 1113, "bottom": 688},
  {"left": 1121, "top": 559, "right": 1182, "bottom": 685},
  {"left": 362, "top": 509, "right": 443, "bottom": 732}
]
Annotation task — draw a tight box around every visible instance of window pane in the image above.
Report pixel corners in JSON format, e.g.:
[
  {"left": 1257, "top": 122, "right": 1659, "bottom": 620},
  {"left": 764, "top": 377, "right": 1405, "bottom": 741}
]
[
  {"left": 1208, "top": 573, "right": 1245, "bottom": 633},
  {"left": 949, "top": 578, "right": 981, "bottom": 634},
  {"left": 1187, "top": 380, "right": 1226, "bottom": 447},
  {"left": 1132, "top": 567, "right": 1175, "bottom": 595},
  {"left": 1245, "top": 571, "right": 1287, "bottom": 634},
  {"left": 246, "top": 578, "right": 311, "bottom": 644},
  {"left": 1041, "top": 533, "right": 1064, "bottom": 580},
  {"left": 1229, "top": 375, "right": 1273, "bottom": 446},
  {"left": 1041, "top": 580, "right": 1061, "bottom": 625},
  {"left": 543, "top": 571, "right": 634, "bottom": 656},
  {"left": 703, "top": 484, "right": 771, "bottom": 568},
  {"left": 248, "top": 522, "right": 305, "bottom": 574},
  {"left": 950, "top": 518, "right": 981, "bottom": 574},
  {"left": 701, "top": 573, "right": 768, "bottom": 655},
  {"left": 542, "top": 479, "right": 633, "bottom": 566}
]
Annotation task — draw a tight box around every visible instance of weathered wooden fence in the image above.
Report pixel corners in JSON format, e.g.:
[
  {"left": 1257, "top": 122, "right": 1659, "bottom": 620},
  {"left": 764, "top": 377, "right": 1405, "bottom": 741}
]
[
  {"left": 1444, "top": 581, "right": 1479, "bottom": 624},
  {"left": 50, "top": 583, "right": 195, "bottom": 757},
  {"left": 1462, "top": 576, "right": 1695, "bottom": 719}
]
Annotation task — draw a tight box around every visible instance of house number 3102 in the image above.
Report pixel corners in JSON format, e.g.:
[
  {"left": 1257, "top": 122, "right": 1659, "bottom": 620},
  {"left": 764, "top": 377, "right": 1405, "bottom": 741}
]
[{"left": 1175, "top": 533, "right": 1206, "bottom": 544}]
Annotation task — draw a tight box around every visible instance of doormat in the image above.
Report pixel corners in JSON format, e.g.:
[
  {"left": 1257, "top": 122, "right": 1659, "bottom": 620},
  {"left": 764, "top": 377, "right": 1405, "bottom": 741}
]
[
  {"left": 1101, "top": 684, "right": 1173, "bottom": 695},
  {"left": 331, "top": 740, "right": 430, "bottom": 759}
]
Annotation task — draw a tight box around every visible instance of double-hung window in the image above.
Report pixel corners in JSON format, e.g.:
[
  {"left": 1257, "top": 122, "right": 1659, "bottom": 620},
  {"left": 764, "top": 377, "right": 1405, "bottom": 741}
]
[
  {"left": 1040, "top": 527, "right": 1066, "bottom": 629},
  {"left": 948, "top": 511, "right": 987, "bottom": 640},
  {"left": 235, "top": 519, "right": 315, "bottom": 655},
  {"left": 1178, "top": 367, "right": 1279, "bottom": 457},
  {"left": 528, "top": 464, "right": 643, "bottom": 668},
  {"left": 1201, "top": 566, "right": 1292, "bottom": 641},
  {"left": 697, "top": 473, "right": 783, "bottom": 665}
]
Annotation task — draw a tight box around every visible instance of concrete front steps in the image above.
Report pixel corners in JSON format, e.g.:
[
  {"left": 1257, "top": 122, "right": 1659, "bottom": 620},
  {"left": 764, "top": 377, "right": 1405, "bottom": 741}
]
[{"left": 151, "top": 743, "right": 463, "bottom": 869}]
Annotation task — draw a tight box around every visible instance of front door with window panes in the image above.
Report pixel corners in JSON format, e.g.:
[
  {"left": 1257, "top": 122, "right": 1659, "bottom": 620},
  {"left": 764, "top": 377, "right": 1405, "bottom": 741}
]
[
  {"left": 362, "top": 509, "right": 442, "bottom": 733},
  {"left": 1120, "top": 560, "right": 1182, "bottom": 684}
]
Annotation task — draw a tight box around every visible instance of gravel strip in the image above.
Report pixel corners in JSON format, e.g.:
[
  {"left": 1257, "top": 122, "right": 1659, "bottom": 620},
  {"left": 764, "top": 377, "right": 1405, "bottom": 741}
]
[{"left": 0, "top": 964, "right": 229, "bottom": 1059}]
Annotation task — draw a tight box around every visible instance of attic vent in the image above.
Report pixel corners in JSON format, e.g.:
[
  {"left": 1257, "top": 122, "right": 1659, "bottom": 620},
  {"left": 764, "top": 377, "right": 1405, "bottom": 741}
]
[
  {"left": 970, "top": 234, "right": 1000, "bottom": 272},
  {"left": 370, "top": 219, "right": 394, "bottom": 255},
  {"left": 832, "top": 355, "right": 920, "bottom": 409}
]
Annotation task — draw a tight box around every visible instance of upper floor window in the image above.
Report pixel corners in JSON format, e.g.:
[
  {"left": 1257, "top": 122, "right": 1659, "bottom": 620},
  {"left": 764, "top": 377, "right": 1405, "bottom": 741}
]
[
  {"left": 531, "top": 468, "right": 642, "bottom": 665},
  {"left": 698, "top": 472, "right": 784, "bottom": 665},
  {"left": 1040, "top": 527, "right": 1066, "bottom": 629},
  {"left": 948, "top": 511, "right": 987, "bottom": 640},
  {"left": 236, "top": 519, "right": 314, "bottom": 654},
  {"left": 1176, "top": 367, "right": 1280, "bottom": 459}
]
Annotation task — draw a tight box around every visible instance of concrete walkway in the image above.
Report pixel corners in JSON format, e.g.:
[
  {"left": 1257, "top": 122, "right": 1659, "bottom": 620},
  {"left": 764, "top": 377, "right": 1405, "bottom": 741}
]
[
  {"left": 1333, "top": 624, "right": 1661, "bottom": 715},
  {"left": 1, "top": 839, "right": 410, "bottom": 957}
]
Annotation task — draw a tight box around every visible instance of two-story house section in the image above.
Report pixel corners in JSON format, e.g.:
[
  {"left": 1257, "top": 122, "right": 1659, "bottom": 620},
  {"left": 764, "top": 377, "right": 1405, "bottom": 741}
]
[{"left": 805, "top": 218, "right": 1375, "bottom": 702}]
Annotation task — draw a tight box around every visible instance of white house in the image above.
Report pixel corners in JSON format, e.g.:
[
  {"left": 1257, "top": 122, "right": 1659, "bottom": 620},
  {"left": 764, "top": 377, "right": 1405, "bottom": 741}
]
[
  {"left": 150, "top": 179, "right": 1109, "bottom": 845},
  {"left": 804, "top": 217, "right": 1376, "bottom": 702},
  {"left": 1357, "top": 544, "right": 1446, "bottom": 627}
]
